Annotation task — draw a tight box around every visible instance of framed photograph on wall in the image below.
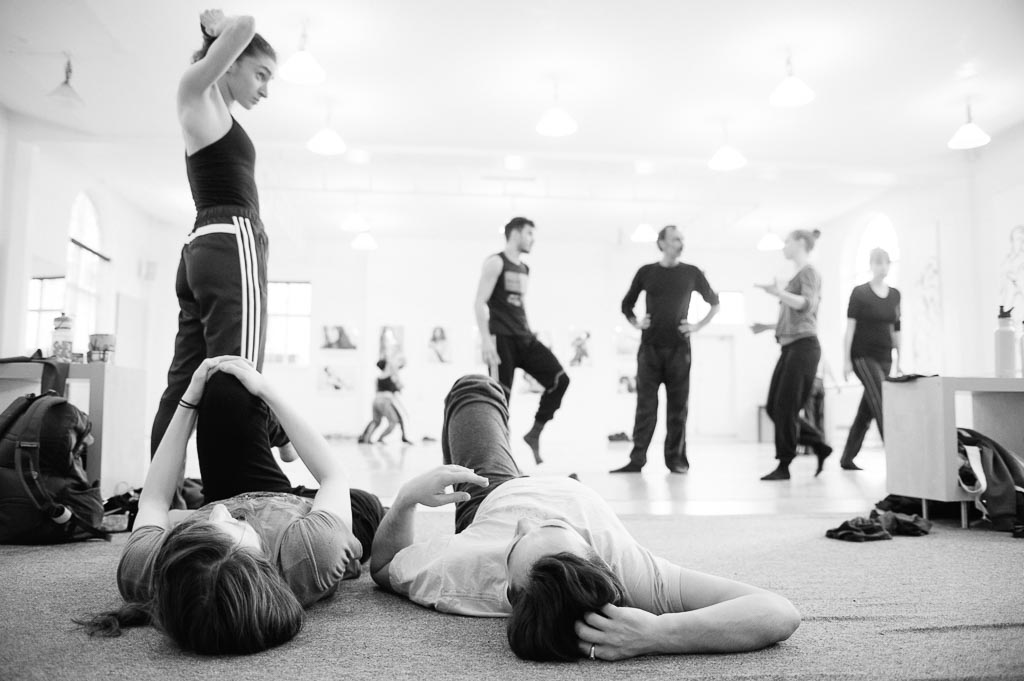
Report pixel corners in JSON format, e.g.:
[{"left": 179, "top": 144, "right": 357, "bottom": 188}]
[{"left": 322, "top": 324, "right": 357, "bottom": 350}]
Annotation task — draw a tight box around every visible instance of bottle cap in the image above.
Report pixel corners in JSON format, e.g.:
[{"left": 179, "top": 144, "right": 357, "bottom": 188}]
[{"left": 999, "top": 306, "right": 1014, "bottom": 318}]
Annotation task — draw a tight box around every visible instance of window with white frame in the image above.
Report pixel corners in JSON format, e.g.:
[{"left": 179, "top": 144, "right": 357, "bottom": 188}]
[
  {"left": 265, "top": 281, "right": 312, "bottom": 365},
  {"left": 66, "top": 193, "right": 113, "bottom": 352},
  {"left": 854, "top": 214, "right": 901, "bottom": 287},
  {"left": 25, "top": 277, "right": 66, "bottom": 353}
]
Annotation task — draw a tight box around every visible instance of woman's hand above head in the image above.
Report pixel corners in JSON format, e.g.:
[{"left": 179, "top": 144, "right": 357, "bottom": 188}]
[
  {"left": 199, "top": 9, "right": 226, "bottom": 37},
  {"left": 575, "top": 604, "right": 659, "bottom": 661}
]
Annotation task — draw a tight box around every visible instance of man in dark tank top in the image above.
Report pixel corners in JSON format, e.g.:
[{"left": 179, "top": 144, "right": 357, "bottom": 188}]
[{"left": 473, "top": 218, "right": 570, "bottom": 465}]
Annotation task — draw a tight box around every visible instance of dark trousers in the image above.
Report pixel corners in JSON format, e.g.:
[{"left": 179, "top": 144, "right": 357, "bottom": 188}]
[
  {"left": 767, "top": 337, "right": 827, "bottom": 463},
  {"left": 441, "top": 375, "right": 524, "bottom": 533},
  {"left": 197, "top": 372, "right": 384, "bottom": 558},
  {"left": 628, "top": 342, "right": 691, "bottom": 469},
  {"left": 151, "top": 208, "right": 286, "bottom": 456},
  {"left": 494, "top": 334, "right": 569, "bottom": 424},
  {"left": 841, "top": 356, "right": 891, "bottom": 462}
]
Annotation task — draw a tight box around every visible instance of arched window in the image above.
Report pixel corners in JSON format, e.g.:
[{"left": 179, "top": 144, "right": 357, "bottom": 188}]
[{"left": 853, "top": 214, "right": 900, "bottom": 287}]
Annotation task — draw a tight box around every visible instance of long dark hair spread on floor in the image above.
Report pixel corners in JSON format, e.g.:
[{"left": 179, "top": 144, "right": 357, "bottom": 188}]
[{"left": 76, "top": 521, "right": 303, "bottom": 655}]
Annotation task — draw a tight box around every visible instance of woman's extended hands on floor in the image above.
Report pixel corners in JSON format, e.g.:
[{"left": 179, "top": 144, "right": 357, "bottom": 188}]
[{"left": 575, "top": 603, "right": 659, "bottom": 661}]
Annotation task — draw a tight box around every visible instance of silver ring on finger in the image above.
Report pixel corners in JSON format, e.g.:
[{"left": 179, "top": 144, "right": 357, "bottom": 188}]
[{"left": 589, "top": 644, "right": 596, "bottom": 660}]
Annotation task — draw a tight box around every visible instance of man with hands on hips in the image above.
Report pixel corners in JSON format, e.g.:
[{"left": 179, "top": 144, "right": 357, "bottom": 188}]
[
  {"left": 611, "top": 225, "right": 720, "bottom": 474},
  {"left": 371, "top": 374, "right": 799, "bottom": 661}
]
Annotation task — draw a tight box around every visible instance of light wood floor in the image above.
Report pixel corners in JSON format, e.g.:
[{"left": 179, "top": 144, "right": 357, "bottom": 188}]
[{"left": 280, "top": 435, "right": 888, "bottom": 517}]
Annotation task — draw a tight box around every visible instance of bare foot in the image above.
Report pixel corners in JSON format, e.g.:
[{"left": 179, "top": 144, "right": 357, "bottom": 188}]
[{"left": 523, "top": 433, "right": 542, "bottom": 465}]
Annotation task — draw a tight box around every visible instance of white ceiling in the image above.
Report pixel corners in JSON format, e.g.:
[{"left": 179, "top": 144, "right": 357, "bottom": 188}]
[{"left": 1, "top": 0, "right": 1022, "bottom": 244}]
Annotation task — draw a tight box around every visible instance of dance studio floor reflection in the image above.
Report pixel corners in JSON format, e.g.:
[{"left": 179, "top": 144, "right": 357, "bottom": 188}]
[{"left": 279, "top": 437, "right": 888, "bottom": 518}]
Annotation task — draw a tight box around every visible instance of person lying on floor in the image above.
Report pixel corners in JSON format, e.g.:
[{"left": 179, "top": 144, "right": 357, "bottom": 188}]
[
  {"left": 370, "top": 374, "right": 800, "bottom": 661},
  {"left": 78, "top": 356, "right": 384, "bottom": 655}
]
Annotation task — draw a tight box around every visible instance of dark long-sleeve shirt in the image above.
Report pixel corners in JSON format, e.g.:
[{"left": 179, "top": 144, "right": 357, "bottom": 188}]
[{"left": 621, "top": 262, "right": 719, "bottom": 347}]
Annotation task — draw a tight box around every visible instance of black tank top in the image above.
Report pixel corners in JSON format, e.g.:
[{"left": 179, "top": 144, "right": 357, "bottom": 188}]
[
  {"left": 487, "top": 253, "right": 531, "bottom": 336},
  {"left": 377, "top": 376, "right": 399, "bottom": 393},
  {"left": 185, "top": 118, "right": 259, "bottom": 214}
]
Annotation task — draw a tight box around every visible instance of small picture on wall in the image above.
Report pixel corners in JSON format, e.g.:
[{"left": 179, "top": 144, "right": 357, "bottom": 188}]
[
  {"left": 569, "top": 331, "right": 591, "bottom": 367},
  {"left": 319, "top": 365, "right": 356, "bottom": 392},
  {"left": 322, "top": 325, "right": 357, "bottom": 350},
  {"left": 428, "top": 326, "right": 451, "bottom": 363},
  {"left": 614, "top": 325, "right": 640, "bottom": 356}
]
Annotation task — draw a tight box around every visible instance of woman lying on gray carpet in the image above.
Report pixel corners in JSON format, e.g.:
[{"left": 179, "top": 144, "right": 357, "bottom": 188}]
[
  {"left": 78, "top": 357, "right": 383, "bottom": 654},
  {"left": 370, "top": 374, "right": 800, "bottom": 661}
]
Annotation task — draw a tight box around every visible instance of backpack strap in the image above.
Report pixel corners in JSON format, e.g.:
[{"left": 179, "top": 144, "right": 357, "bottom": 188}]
[{"left": 11, "top": 396, "right": 108, "bottom": 540}]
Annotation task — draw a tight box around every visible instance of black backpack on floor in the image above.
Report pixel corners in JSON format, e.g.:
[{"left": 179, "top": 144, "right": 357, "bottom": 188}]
[{"left": 0, "top": 355, "right": 109, "bottom": 543}]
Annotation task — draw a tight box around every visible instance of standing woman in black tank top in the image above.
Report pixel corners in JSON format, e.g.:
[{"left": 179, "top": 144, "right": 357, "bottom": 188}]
[{"left": 151, "top": 10, "right": 293, "bottom": 468}]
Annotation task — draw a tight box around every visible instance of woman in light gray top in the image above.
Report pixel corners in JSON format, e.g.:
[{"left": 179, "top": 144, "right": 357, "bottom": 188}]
[{"left": 751, "top": 229, "right": 832, "bottom": 480}]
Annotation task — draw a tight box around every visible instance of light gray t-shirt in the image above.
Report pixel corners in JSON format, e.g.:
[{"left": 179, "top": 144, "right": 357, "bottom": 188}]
[
  {"left": 117, "top": 492, "right": 361, "bottom": 607},
  {"left": 776, "top": 265, "right": 821, "bottom": 346},
  {"left": 388, "top": 477, "right": 688, "bottom": 617}
]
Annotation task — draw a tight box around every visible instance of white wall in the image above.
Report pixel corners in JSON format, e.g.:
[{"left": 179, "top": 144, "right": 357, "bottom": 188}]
[
  {"left": 818, "top": 124, "right": 1024, "bottom": 380},
  {"left": 263, "top": 222, "right": 792, "bottom": 446}
]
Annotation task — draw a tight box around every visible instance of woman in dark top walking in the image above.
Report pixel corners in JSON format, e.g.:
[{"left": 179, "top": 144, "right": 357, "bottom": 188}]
[
  {"left": 839, "top": 248, "right": 901, "bottom": 470},
  {"left": 751, "top": 229, "right": 832, "bottom": 480},
  {"left": 151, "top": 10, "right": 293, "bottom": 467}
]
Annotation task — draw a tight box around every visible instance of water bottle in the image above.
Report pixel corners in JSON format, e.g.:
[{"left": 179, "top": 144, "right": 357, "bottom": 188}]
[
  {"left": 52, "top": 313, "right": 73, "bottom": 362},
  {"left": 995, "top": 306, "right": 1016, "bottom": 378}
]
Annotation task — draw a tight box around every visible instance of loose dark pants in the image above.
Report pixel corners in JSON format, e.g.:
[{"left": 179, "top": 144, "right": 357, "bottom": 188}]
[
  {"left": 493, "top": 334, "right": 570, "bottom": 424},
  {"left": 627, "top": 342, "right": 691, "bottom": 470},
  {"left": 841, "top": 356, "right": 891, "bottom": 463},
  {"left": 197, "top": 372, "right": 384, "bottom": 559},
  {"left": 766, "top": 336, "right": 828, "bottom": 463},
  {"left": 151, "top": 208, "right": 288, "bottom": 456},
  {"left": 441, "top": 375, "right": 524, "bottom": 533}
]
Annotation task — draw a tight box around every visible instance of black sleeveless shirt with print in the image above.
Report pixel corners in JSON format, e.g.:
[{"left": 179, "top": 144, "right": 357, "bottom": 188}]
[{"left": 487, "top": 253, "right": 531, "bottom": 337}]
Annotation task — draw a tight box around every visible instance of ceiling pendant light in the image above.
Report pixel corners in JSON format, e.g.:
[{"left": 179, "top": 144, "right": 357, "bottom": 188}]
[
  {"left": 947, "top": 101, "right": 991, "bottom": 150},
  {"left": 708, "top": 144, "right": 747, "bottom": 172},
  {"left": 757, "top": 232, "right": 785, "bottom": 251},
  {"left": 307, "top": 105, "right": 346, "bottom": 155},
  {"left": 630, "top": 223, "right": 657, "bottom": 243},
  {"left": 769, "top": 52, "right": 815, "bottom": 108},
  {"left": 351, "top": 231, "right": 378, "bottom": 251},
  {"left": 280, "top": 25, "right": 326, "bottom": 86},
  {"left": 536, "top": 80, "right": 578, "bottom": 137},
  {"left": 48, "top": 53, "right": 84, "bottom": 107},
  {"left": 307, "top": 127, "right": 346, "bottom": 155}
]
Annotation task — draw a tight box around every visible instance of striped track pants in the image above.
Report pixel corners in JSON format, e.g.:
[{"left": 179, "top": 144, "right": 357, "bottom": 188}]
[
  {"left": 841, "top": 355, "right": 891, "bottom": 462},
  {"left": 151, "top": 210, "right": 284, "bottom": 454}
]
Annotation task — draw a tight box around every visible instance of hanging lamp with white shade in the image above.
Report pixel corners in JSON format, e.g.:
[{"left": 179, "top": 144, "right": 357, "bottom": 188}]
[
  {"left": 307, "top": 104, "right": 346, "bottom": 155},
  {"left": 536, "top": 80, "right": 578, "bottom": 137},
  {"left": 351, "top": 231, "right": 378, "bottom": 251},
  {"left": 947, "top": 101, "right": 991, "bottom": 150},
  {"left": 280, "top": 24, "right": 326, "bottom": 86},
  {"left": 757, "top": 232, "right": 785, "bottom": 251},
  {"left": 48, "top": 53, "right": 84, "bottom": 106},
  {"left": 708, "top": 144, "right": 747, "bottom": 172},
  {"left": 630, "top": 223, "right": 658, "bottom": 243},
  {"left": 769, "top": 52, "right": 815, "bottom": 108}
]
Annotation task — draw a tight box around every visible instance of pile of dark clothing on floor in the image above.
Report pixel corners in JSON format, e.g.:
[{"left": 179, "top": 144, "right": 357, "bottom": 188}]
[{"left": 825, "top": 508, "right": 932, "bottom": 542}]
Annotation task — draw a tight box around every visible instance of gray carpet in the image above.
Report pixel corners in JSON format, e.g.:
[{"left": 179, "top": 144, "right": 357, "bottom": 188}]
[{"left": 1, "top": 511, "right": 1022, "bottom": 681}]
